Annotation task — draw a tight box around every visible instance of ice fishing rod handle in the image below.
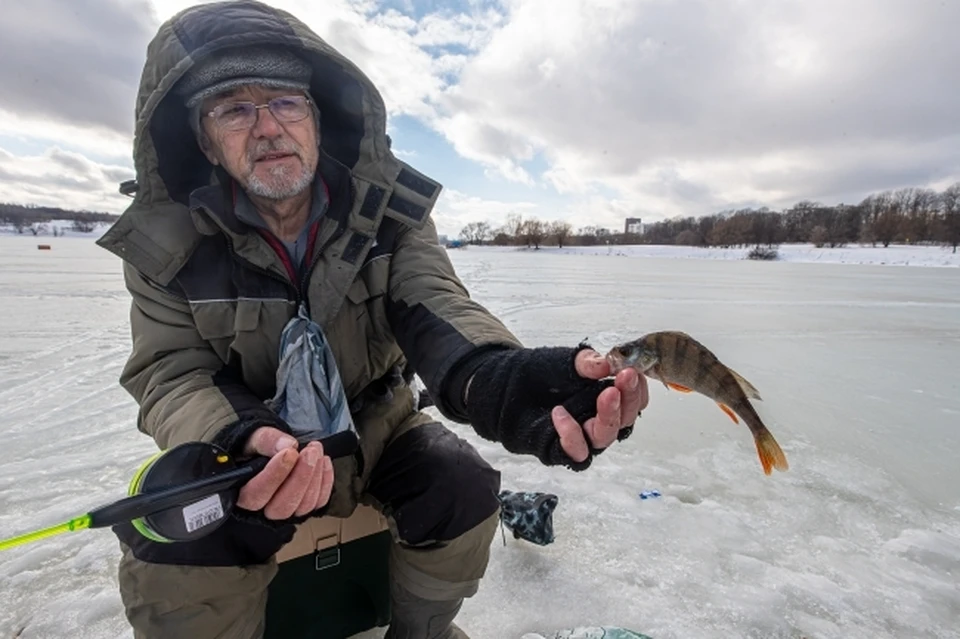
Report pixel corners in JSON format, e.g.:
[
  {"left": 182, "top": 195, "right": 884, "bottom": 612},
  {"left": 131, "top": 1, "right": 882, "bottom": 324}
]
[
  {"left": 87, "top": 456, "right": 268, "bottom": 529},
  {"left": 86, "top": 431, "right": 357, "bottom": 530}
]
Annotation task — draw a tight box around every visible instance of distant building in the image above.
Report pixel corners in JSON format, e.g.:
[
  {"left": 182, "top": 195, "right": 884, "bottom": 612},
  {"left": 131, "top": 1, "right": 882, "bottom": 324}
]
[{"left": 624, "top": 217, "right": 643, "bottom": 235}]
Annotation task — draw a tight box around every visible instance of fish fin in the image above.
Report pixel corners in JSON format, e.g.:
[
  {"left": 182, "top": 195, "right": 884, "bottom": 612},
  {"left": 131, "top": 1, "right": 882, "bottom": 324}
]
[
  {"left": 650, "top": 363, "right": 671, "bottom": 391},
  {"left": 730, "top": 368, "right": 762, "bottom": 401},
  {"left": 717, "top": 402, "right": 739, "bottom": 424},
  {"left": 666, "top": 382, "right": 694, "bottom": 393},
  {"left": 754, "top": 428, "right": 789, "bottom": 475}
]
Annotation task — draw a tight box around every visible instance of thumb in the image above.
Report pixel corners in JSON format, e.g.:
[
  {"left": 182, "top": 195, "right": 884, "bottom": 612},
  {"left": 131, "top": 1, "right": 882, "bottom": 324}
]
[
  {"left": 574, "top": 348, "right": 610, "bottom": 380},
  {"left": 244, "top": 426, "right": 299, "bottom": 457}
]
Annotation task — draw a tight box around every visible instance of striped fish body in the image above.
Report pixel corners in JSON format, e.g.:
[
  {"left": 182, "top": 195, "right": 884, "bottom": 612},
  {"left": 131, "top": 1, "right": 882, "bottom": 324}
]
[{"left": 606, "top": 331, "right": 789, "bottom": 475}]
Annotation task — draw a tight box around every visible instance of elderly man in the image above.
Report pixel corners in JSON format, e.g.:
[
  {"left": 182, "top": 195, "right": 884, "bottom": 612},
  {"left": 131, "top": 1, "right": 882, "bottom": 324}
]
[{"left": 98, "top": 1, "right": 647, "bottom": 638}]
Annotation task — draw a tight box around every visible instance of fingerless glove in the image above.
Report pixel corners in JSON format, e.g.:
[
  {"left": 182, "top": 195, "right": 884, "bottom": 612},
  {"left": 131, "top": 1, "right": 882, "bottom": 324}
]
[{"left": 460, "top": 343, "right": 625, "bottom": 471}]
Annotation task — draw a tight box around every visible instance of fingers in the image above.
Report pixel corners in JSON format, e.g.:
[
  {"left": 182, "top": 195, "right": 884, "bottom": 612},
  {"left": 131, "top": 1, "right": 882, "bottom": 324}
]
[
  {"left": 244, "top": 426, "right": 298, "bottom": 457},
  {"left": 551, "top": 405, "right": 589, "bottom": 462},
  {"left": 294, "top": 443, "right": 334, "bottom": 515},
  {"left": 615, "top": 366, "right": 648, "bottom": 417},
  {"left": 294, "top": 443, "right": 326, "bottom": 517},
  {"left": 557, "top": 367, "right": 649, "bottom": 456},
  {"left": 582, "top": 385, "right": 622, "bottom": 449},
  {"left": 237, "top": 447, "right": 297, "bottom": 511},
  {"left": 574, "top": 348, "right": 610, "bottom": 380},
  {"left": 551, "top": 348, "right": 650, "bottom": 465},
  {"left": 237, "top": 438, "right": 335, "bottom": 519},
  {"left": 263, "top": 443, "right": 321, "bottom": 520}
]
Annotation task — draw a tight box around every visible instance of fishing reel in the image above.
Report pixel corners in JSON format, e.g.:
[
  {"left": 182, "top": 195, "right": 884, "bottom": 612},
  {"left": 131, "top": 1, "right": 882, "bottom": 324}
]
[
  {"left": 124, "top": 441, "right": 254, "bottom": 543},
  {"left": 119, "top": 429, "right": 358, "bottom": 544}
]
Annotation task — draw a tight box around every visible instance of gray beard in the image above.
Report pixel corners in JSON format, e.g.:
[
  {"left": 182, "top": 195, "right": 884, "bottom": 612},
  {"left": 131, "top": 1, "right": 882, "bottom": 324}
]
[{"left": 245, "top": 162, "right": 313, "bottom": 200}]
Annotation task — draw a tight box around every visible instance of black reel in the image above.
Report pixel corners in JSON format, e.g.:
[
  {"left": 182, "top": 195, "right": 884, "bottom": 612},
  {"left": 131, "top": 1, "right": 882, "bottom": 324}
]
[
  {"left": 87, "top": 430, "right": 359, "bottom": 543},
  {"left": 127, "top": 442, "right": 248, "bottom": 543}
]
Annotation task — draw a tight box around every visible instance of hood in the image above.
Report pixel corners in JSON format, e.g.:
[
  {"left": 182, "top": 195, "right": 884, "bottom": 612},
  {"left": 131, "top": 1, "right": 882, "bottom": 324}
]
[{"left": 98, "top": 0, "right": 439, "bottom": 284}]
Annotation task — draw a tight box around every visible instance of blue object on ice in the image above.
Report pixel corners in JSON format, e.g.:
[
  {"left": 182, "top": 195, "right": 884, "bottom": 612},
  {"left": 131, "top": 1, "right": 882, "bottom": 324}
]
[
  {"left": 498, "top": 490, "right": 558, "bottom": 546},
  {"left": 639, "top": 490, "right": 661, "bottom": 500}
]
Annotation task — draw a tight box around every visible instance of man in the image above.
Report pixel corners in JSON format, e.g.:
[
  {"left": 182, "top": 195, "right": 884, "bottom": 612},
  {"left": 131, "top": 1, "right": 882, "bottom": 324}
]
[{"left": 97, "top": 1, "right": 648, "bottom": 638}]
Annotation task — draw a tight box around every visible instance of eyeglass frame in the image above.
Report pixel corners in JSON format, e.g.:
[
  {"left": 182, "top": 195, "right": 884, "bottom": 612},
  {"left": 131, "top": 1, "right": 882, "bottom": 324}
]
[{"left": 203, "top": 94, "right": 314, "bottom": 131}]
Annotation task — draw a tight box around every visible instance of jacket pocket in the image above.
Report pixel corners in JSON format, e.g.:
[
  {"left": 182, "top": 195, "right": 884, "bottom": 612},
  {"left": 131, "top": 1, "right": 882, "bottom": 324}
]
[
  {"left": 233, "top": 299, "right": 262, "bottom": 332},
  {"left": 192, "top": 299, "right": 263, "bottom": 340}
]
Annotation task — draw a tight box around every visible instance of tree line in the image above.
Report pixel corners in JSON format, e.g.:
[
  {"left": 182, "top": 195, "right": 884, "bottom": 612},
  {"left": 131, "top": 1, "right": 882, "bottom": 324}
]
[
  {"left": 0, "top": 203, "right": 119, "bottom": 235},
  {"left": 458, "top": 183, "right": 960, "bottom": 253},
  {"left": 458, "top": 214, "right": 614, "bottom": 249}
]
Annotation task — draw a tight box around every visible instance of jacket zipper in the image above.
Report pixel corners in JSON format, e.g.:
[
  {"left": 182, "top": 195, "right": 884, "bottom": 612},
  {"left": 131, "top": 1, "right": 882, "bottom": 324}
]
[
  {"left": 222, "top": 233, "right": 302, "bottom": 305},
  {"left": 295, "top": 173, "right": 353, "bottom": 315}
]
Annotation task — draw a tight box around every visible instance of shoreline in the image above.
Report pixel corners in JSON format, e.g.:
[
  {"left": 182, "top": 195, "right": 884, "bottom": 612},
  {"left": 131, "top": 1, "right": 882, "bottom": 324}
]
[
  {"left": 453, "top": 242, "right": 960, "bottom": 268},
  {"left": 3, "top": 231, "right": 957, "bottom": 268}
]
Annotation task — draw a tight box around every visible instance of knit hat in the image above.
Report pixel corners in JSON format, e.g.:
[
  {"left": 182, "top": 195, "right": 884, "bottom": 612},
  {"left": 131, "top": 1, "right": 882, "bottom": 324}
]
[{"left": 177, "top": 45, "right": 313, "bottom": 109}]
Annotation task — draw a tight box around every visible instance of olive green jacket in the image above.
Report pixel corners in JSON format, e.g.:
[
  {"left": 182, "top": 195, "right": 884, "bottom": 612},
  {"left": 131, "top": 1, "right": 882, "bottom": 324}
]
[{"left": 97, "top": 0, "right": 521, "bottom": 515}]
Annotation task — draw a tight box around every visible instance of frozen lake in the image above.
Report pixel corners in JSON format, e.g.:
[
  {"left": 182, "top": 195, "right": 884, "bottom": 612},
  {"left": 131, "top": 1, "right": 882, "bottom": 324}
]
[{"left": 0, "top": 236, "right": 958, "bottom": 639}]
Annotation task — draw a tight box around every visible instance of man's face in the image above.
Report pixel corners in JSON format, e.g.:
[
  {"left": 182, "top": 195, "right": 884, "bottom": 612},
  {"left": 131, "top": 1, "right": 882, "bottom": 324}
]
[{"left": 199, "top": 84, "right": 319, "bottom": 201}]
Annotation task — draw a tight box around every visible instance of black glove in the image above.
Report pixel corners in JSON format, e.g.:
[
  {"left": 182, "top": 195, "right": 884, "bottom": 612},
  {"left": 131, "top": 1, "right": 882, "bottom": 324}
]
[{"left": 460, "top": 343, "right": 630, "bottom": 471}]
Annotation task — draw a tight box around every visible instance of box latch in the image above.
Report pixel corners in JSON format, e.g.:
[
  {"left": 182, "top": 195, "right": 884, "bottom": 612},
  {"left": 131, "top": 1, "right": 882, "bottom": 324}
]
[{"left": 315, "top": 533, "right": 341, "bottom": 571}]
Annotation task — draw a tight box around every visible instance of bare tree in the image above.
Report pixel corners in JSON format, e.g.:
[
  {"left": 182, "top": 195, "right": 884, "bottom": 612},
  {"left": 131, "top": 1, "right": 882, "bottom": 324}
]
[
  {"left": 941, "top": 183, "right": 960, "bottom": 253},
  {"left": 675, "top": 229, "right": 703, "bottom": 246},
  {"left": 864, "top": 191, "right": 900, "bottom": 247},
  {"left": 504, "top": 213, "right": 524, "bottom": 245},
  {"left": 458, "top": 221, "right": 491, "bottom": 245},
  {"left": 521, "top": 218, "right": 546, "bottom": 249},
  {"left": 895, "top": 187, "right": 938, "bottom": 244},
  {"left": 809, "top": 225, "right": 829, "bottom": 248},
  {"left": 547, "top": 221, "right": 573, "bottom": 248}
]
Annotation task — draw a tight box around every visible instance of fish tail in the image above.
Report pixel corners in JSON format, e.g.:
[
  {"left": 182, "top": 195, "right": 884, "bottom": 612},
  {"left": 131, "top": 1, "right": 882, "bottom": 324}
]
[{"left": 753, "top": 428, "right": 789, "bottom": 475}]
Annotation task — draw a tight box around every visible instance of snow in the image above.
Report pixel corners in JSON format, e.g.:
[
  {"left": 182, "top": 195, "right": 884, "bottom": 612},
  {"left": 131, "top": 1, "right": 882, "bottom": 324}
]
[
  {"left": 468, "top": 242, "right": 960, "bottom": 268},
  {"left": 1, "top": 234, "right": 959, "bottom": 639}
]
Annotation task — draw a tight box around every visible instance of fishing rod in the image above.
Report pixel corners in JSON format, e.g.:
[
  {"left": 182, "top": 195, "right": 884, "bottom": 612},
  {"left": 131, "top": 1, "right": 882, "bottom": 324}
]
[{"left": 0, "top": 430, "right": 358, "bottom": 551}]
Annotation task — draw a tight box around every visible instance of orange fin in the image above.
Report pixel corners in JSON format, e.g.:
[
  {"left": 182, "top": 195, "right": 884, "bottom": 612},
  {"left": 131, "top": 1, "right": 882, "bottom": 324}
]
[
  {"left": 717, "top": 402, "right": 739, "bottom": 423},
  {"left": 666, "top": 382, "right": 694, "bottom": 393},
  {"left": 754, "top": 429, "right": 789, "bottom": 475}
]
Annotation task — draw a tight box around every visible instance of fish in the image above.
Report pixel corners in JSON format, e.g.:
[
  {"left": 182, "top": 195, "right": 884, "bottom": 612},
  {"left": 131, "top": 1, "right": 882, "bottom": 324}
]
[{"left": 605, "top": 331, "right": 789, "bottom": 475}]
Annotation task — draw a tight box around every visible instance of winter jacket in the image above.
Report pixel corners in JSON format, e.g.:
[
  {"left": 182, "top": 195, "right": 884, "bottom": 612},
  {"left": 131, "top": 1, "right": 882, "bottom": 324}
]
[{"left": 96, "top": 0, "right": 522, "bottom": 517}]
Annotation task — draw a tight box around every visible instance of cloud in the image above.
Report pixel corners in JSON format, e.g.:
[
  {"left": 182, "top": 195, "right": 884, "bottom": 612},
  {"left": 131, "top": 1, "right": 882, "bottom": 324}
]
[
  {"left": 432, "top": 187, "right": 539, "bottom": 238},
  {"left": 0, "top": 0, "right": 158, "bottom": 136},
  {"left": 3, "top": 0, "right": 958, "bottom": 234},
  {"left": 432, "top": 0, "right": 960, "bottom": 220},
  {"left": 0, "top": 147, "right": 135, "bottom": 213}
]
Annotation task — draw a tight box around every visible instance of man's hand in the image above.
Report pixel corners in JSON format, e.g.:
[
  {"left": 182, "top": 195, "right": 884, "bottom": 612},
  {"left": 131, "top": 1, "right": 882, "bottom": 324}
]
[
  {"left": 236, "top": 426, "right": 334, "bottom": 520},
  {"left": 551, "top": 349, "right": 649, "bottom": 463}
]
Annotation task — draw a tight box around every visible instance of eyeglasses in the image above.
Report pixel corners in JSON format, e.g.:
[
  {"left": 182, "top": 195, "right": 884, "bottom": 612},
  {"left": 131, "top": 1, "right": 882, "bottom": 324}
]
[{"left": 205, "top": 95, "right": 312, "bottom": 131}]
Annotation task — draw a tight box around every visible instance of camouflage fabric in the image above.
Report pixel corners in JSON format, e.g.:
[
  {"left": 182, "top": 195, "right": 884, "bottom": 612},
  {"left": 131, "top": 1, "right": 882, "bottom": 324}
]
[{"left": 498, "top": 490, "right": 559, "bottom": 546}]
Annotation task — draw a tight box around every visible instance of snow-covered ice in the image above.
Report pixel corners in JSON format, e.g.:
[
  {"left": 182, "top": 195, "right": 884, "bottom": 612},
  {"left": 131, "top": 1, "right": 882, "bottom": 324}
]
[
  {"left": 0, "top": 235, "right": 958, "bottom": 639},
  {"left": 470, "top": 242, "right": 960, "bottom": 268}
]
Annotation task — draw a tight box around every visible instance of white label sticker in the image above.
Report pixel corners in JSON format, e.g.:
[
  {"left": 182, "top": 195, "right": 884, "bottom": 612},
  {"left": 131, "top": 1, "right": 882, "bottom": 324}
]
[{"left": 182, "top": 494, "right": 224, "bottom": 533}]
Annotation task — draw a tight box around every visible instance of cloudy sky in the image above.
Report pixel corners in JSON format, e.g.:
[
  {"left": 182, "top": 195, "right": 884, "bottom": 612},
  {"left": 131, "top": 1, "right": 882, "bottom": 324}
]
[{"left": 1, "top": 0, "right": 958, "bottom": 239}]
